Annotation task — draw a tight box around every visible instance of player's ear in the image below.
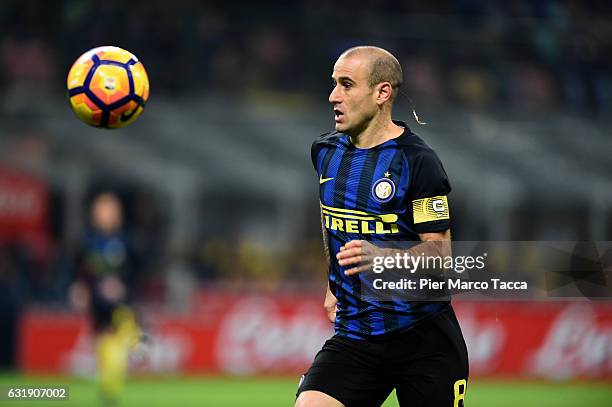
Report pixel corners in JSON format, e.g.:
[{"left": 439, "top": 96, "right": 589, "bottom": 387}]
[{"left": 376, "top": 82, "right": 393, "bottom": 105}]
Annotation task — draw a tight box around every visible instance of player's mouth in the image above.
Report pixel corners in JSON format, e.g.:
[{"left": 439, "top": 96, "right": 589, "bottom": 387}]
[{"left": 334, "top": 109, "right": 344, "bottom": 122}]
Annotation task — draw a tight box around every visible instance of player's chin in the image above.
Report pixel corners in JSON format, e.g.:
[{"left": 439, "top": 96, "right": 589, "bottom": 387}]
[{"left": 334, "top": 121, "right": 349, "bottom": 132}]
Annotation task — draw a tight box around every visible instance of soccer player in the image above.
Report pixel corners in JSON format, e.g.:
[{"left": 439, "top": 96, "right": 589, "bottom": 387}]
[
  {"left": 69, "top": 192, "right": 142, "bottom": 404},
  {"left": 295, "top": 46, "right": 469, "bottom": 407}
]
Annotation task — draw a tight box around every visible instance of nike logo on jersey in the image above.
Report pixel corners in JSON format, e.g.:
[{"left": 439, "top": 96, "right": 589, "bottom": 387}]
[{"left": 319, "top": 175, "right": 334, "bottom": 184}]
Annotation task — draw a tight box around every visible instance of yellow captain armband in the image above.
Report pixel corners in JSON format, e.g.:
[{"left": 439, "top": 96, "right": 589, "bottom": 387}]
[{"left": 412, "top": 196, "right": 449, "bottom": 224}]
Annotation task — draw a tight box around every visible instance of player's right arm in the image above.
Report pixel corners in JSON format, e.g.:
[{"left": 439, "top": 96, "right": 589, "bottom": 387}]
[
  {"left": 321, "top": 205, "right": 337, "bottom": 323},
  {"left": 313, "top": 136, "right": 337, "bottom": 323},
  {"left": 324, "top": 282, "right": 337, "bottom": 323}
]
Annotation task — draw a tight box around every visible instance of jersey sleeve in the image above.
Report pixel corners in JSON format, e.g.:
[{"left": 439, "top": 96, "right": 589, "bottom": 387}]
[
  {"left": 311, "top": 140, "right": 320, "bottom": 172},
  {"left": 407, "top": 149, "right": 452, "bottom": 234}
]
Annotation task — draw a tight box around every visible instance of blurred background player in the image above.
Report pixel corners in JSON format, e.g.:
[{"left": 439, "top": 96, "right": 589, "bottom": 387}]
[{"left": 69, "top": 191, "right": 141, "bottom": 405}]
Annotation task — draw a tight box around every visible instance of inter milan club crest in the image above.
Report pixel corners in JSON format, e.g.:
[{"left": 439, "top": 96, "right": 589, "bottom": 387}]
[{"left": 372, "top": 176, "right": 396, "bottom": 203}]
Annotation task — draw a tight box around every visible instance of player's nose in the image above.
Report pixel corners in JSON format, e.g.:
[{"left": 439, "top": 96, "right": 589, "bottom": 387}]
[{"left": 329, "top": 86, "right": 341, "bottom": 104}]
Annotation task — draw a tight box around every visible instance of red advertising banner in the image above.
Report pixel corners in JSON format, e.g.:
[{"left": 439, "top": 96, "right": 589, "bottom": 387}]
[
  {"left": 18, "top": 294, "right": 612, "bottom": 380},
  {"left": 0, "top": 167, "right": 49, "bottom": 237},
  {"left": 0, "top": 167, "right": 51, "bottom": 260}
]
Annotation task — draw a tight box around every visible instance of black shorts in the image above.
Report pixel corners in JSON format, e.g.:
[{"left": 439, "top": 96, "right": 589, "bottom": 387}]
[
  {"left": 90, "top": 297, "right": 121, "bottom": 331},
  {"left": 297, "top": 307, "right": 469, "bottom": 407}
]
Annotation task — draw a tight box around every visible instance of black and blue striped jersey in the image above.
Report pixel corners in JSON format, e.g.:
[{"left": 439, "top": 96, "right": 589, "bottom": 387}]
[{"left": 312, "top": 121, "right": 452, "bottom": 339}]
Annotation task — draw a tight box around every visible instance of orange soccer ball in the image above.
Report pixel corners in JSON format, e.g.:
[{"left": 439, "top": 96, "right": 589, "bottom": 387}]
[{"left": 67, "top": 46, "right": 150, "bottom": 129}]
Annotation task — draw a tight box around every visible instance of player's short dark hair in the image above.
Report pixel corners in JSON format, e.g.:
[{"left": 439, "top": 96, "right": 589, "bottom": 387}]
[{"left": 340, "top": 46, "right": 403, "bottom": 96}]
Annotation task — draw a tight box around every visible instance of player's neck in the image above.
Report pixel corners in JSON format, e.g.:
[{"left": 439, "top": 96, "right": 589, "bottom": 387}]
[{"left": 350, "top": 116, "right": 404, "bottom": 149}]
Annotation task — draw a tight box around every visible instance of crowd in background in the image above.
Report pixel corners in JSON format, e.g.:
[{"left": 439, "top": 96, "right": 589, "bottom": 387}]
[{"left": 1, "top": 0, "right": 611, "bottom": 114}]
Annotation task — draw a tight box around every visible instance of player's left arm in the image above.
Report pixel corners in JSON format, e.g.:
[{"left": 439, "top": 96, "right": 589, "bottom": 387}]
[
  {"left": 418, "top": 229, "right": 451, "bottom": 257},
  {"left": 419, "top": 229, "right": 451, "bottom": 243},
  {"left": 337, "top": 229, "right": 451, "bottom": 275},
  {"left": 338, "top": 147, "right": 452, "bottom": 275}
]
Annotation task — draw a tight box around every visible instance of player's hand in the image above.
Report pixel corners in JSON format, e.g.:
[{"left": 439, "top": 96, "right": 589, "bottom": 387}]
[
  {"left": 129, "top": 333, "right": 152, "bottom": 366},
  {"left": 68, "top": 281, "right": 90, "bottom": 312},
  {"left": 337, "top": 240, "right": 381, "bottom": 276},
  {"left": 99, "top": 275, "right": 126, "bottom": 302},
  {"left": 324, "top": 286, "right": 338, "bottom": 323}
]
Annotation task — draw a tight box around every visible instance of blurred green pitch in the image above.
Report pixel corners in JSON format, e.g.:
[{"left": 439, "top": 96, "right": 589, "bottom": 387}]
[{"left": 0, "top": 374, "right": 611, "bottom": 406}]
